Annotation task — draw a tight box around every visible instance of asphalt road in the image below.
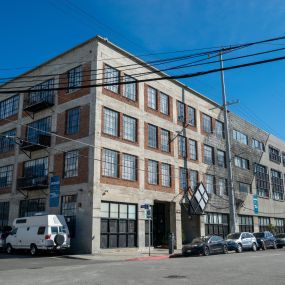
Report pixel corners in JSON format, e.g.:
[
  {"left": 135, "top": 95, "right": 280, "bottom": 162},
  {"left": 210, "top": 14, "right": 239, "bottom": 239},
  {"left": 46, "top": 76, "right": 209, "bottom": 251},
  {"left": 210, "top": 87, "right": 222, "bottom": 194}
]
[{"left": 1, "top": 249, "right": 285, "bottom": 285}]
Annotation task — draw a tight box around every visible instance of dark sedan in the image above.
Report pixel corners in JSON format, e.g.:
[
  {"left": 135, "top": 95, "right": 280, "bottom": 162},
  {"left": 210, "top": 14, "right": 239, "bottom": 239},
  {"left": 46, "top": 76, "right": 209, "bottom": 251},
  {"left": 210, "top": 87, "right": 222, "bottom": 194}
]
[
  {"left": 253, "top": 231, "right": 277, "bottom": 250},
  {"left": 275, "top": 233, "right": 285, "bottom": 248},
  {"left": 182, "top": 235, "right": 228, "bottom": 256}
]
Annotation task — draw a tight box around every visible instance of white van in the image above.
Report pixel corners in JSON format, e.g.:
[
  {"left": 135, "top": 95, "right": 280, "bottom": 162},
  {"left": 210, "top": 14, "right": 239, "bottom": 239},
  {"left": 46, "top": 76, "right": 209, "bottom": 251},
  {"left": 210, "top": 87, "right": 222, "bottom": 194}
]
[{"left": 6, "top": 214, "right": 70, "bottom": 255}]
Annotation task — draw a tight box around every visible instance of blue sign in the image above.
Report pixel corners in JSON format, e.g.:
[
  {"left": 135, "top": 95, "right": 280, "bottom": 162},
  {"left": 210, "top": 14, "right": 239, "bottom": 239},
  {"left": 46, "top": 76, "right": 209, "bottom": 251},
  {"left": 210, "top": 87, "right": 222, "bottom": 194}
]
[
  {"left": 49, "top": 176, "right": 60, "bottom": 208},
  {"left": 253, "top": 194, "right": 259, "bottom": 214}
]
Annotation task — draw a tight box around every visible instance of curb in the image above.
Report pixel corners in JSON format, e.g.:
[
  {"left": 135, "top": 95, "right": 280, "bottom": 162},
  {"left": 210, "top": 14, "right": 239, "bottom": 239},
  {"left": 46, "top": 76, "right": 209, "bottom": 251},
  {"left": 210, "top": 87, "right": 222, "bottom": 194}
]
[{"left": 126, "top": 255, "right": 170, "bottom": 261}]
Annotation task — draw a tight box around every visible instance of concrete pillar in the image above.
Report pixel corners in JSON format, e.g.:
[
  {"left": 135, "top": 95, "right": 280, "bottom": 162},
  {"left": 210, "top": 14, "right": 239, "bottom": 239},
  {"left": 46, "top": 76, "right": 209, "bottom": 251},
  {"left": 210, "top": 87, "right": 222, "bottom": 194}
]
[
  {"left": 138, "top": 207, "right": 146, "bottom": 250},
  {"left": 91, "top": 193, "right": 101, "bottom": 253},
  {"left": 175, "top": 203, "right": 182, "bottom": 250},
  {"left": 253, "top": 216, "right": 259, "bottom": 232},
  {"left": 8, "top": 198, "right": 19, "bottom": 224},
  {"left": 200, "top": 215, "right": 206, "bottom": 236}
]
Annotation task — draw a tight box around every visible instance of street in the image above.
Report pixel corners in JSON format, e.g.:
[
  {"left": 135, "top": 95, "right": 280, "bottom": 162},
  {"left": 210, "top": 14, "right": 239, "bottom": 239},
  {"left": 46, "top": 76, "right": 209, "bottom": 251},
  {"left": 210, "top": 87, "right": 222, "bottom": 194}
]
[{"left": 0, "top": 249, "right": 285, "bottom": 285}]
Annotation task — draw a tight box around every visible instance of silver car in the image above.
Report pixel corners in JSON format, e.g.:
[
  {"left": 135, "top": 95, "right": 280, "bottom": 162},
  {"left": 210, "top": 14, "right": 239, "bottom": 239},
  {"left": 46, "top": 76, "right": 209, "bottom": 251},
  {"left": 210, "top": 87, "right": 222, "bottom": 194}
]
[{"left": 226, "top": 232, "right": 257, "bottom": 253}]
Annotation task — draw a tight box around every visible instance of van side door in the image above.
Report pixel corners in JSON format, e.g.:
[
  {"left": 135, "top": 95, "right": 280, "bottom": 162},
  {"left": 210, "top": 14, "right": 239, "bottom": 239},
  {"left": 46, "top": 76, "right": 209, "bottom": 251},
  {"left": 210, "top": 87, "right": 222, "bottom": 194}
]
[
  {"left": 8, "top": 228, "right": 18, "bottom": 248},
  {"left": 37, "top": 226, "right": 46, "bottom": 249}
]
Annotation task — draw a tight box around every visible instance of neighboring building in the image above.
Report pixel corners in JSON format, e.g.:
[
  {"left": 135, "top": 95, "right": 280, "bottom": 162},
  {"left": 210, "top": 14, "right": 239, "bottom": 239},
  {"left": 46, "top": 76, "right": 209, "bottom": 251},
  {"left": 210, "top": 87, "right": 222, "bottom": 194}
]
[{"left": 0, "top": 36, "right": 285, "bottom": 253}]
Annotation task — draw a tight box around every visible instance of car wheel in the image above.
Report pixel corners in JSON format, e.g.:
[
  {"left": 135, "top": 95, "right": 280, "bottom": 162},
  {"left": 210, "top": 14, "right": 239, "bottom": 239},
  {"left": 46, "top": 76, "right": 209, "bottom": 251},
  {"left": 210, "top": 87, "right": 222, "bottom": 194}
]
[
  {"left": 6, "top": 243, "right": 13, "bottom": 254},
  {"left": 30, "top": 244, "right": 37, "bottom": 256},
  {"left": 273, "top": 242, "right": 277, "bottom": 249},
  {"left": 252, "top": 243, "right": 257, "bottom": 252},
  {"left": 203, "top": 246, "right": 210, "bottom": 256},
  {"left": 262, "top": 242, "right": 267, "bottom": 250},
  {"left": 223, "top": 245, "right": 228, "bottom": 254},
  {"left": 236, "top": 244, "right": 242, "bottom": 253}
]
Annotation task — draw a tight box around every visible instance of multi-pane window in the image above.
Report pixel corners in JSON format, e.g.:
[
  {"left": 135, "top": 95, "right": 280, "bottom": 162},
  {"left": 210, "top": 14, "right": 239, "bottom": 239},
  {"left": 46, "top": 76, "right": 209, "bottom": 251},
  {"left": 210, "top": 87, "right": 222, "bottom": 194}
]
[
  {"left": 19, "top": 198, "right": 46, "bottom": 218},
  {"left": 204, "top": 212, "right": 229, "bottom": 238},
  {"left": 0, "top": 129, "right": 16, "bottom": 153},
  {"left": 104, "top": 65, "right": 119, "bottom": 93},
  {"left": 102, "top": 149, "right": 119, "bottom": 178},
  {"left": 239, "top": 182, "right": 251, "bottom": 193},
  {"left": 269, "top": 146, "right": 281, "bottom": 163},
  {"left": 61, "top": 195, "right": 77, "bottom": 238},
  {"left": 258, "top": 217, "right": 270, "bottom": 232},
  {"left": 202, "top": 114, "right": 212, "bottom": 133},
  {"left": 271, "top": 169, "right": 284, "bottom": 200},
  {"left": 64, "top": 150, "right": 79, "bottom": 178},
  {"left": 66, "top": 108, "right": 80, "bottom": 135},
  {"left": 282, "top": 152, "right": 285, "bottom": 167},
  {"left": 24, "top": 157, "right": 48, "bottom": 177},
  {"left": 148, "top": 160, "right": 158, "bottom": 185},
  {"left": 0, "top": 165, "right": 13, "bottom": 188},
  {"left": 190, "top": 170, "right": 198, "bottom": 190},
  {"left": 178, "top": 136, "right": 187, "bottom": 157},
  {"left": 217, "top": 150, "right": 226, "bottom": 168},
  {"left": 0, "top": 202, "right": 9, "bottom": 230},
  {"left": 0, "top": 95, "right": 19, "bottom": 119},
  {"left": 177, "top": 101, "right": 185, "bottom": 122},
  {"left": 204, "top": 145, "right": 214, "bottom": 165},
  {"left": 123, "top": 115, "right": 136, "bottom": 142},
  {"left": 122, "top": 154, "right": 137, "bottom": 181},
  {"left": 275, "top": 219, "right": 285, "bottom": 234},
  {"left": 189, "top": 139, "right": 197, "bottom": 160},
  {"left": 160, "top": 129, "right": 170, "bottom": 152},
  {"left": 205, "top": 174, "right": 215, "bottom": 193},
  {"left": 233, "top": 130, "right": 248, "bottom": 145},
  {"left": 239, "top": 216, "right": 254, "bottom": 232},
  {"left": 255, "top": 163, "right": 270, "bottom": 198},
  {"left": 188, "top": 106, "right": 196, "bottom": 126},
  {"left": 160, "top": 93, "right": 169, "bottom": 115},
  {"left": 148, "top": 124, "right": 158, "bottom": 148},
  {"left": 218, "top": 178, "right": 227, "bottom": 195},
  {"left": 103, "top": 108, "right": 119, "bottom": 137},
  {"left": 124, "top": 75, "right": 136, "bottom": 101},
  {"left": 234, "top": 156, "right": 249, "bottom": 170},
  {"left": 26, "top": 117, "right": 51, "bottom": 144},
  {"left": 68, "top": 66, "right": 82, "bottom": 91},
  {"left": 29, "top": 79, "right": 54, "bottom": 105},
  {"left": 161, "top": 163, "right": 171, "bottom": 187},
  {"left": 179, "top": 167, "right": 188, "bottom": 190},
  {"left": 216, "top": 121, "right": 224, "bottom": 139},
  {"left": 147, "top": 87, "right": 157, "bottom": 109},
  {"left": 252, "top": 139, "right": 264, "bottom": 151}
]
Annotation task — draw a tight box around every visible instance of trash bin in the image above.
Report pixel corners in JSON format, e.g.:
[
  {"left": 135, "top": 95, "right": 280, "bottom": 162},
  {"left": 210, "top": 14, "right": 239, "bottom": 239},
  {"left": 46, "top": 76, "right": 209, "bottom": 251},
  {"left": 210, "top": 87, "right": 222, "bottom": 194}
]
[{"left": 168, "top": 232, "right": 175, "bottom": 254}]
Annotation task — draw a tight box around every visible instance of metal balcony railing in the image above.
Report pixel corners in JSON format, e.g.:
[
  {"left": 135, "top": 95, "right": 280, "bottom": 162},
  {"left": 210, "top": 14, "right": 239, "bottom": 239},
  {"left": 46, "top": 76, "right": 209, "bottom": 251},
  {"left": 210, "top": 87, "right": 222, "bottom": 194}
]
[
  {"left": 17, "top": 175, "right": 49, "bottom": 190},
  {"left": 20, "top": 134, "right": 51, "bottom": 151},
  {"left": 23, "top": 92, "right": 54, "bottom": 113}
]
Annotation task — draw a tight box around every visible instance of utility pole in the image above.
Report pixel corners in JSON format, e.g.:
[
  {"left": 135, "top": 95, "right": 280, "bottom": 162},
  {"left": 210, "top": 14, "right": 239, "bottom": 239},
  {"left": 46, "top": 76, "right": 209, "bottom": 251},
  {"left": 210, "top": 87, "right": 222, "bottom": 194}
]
[{"left": 219, "top": 51, "right": 238, "bottom": 233}]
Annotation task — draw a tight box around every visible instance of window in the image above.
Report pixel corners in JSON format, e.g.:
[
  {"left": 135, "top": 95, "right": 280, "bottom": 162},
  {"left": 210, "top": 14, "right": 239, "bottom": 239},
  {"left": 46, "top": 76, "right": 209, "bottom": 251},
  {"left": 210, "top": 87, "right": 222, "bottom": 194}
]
[
  {"left": 233, "top": 130, "right": 248, "bottom": 145},
  {"left": 124, "top": 75, "right": 136, "bottom": 101},
  {"left": 282, "top": 152, "right": 285, "bottom": 167},
  {"left": 122, "top": 154, "right": 137, "bottom": 181},
  {"left": 0, "top": 129, "right": 16, "bottom": 153},
  {"left": 178, "top": 136, "right": 187, "bottom": 157},
  {"left": 204, "top": 145, "right": 214, "bottom": 165},
  {"left": 204, "top": 212, "right": 229, "bottom": 238},
  {"left": 190, "top": 170, "right": 198, "bottom": 190},
  {"left": 0, "top": 202, "right": 9, "bottom": 231},
  {"left": 61, "top": 195, "right": 77, "bottom": 238},
  {"left": 123, "top": 115, "right": 136, "bottom": 142},
  {"left": 239, "top": 216, "right": 254, "bottom": 232},
  {"left": 19, "top": 198, "right": 46, "bottom": 217},
  {"left": 252, "top": 139, "right": 264, "bottom": 151},
  {"left": 148, "top": 124, "right": 158, "bottom": 148},
  {"left": 66, "top": 108, "right": 80, "bottom": 134},
  {"left": 68, "top": 66, "right": 81, "bottom": 91},
  {"left": 271, "top": 169, "right": 284, "bottom": 200},
  {"left": 0, "top": 95, "right": 19, "bottom": 119},
  {"left": 188, "top": 106, "right": 196, "bottom": 126},
  {"left": 255, "top": 163, "right": 270, "bottom": 198},
  {"left": 258, "top": 217, "right": 270, "bottom": 232},
  {"left": 160, "top": 163, "right": 171, "bottom": 187},
  {"left": 177, "top": 101, "right": 185, "bottom": 122},
  {"left": 269, "top": 146, "right": 281, "bottom": 163},
  {"left": 216, "top": 121, "right": 224, "bottom": 139},
  {"left": 103, "top": 108, "right": 119, "bottom": 137},
  {"left": 26, "top": 117, "right": 51, "bottom": 144},
  {"left": 234, "top": 156, "right": 249, "bottom": 170},
  {"left": 179, "top": 167, "right": 188, "bottom": 190},
  {"left": 64, "top": 150, "right": 79, "bottom": 178},
  {"left": 160, "top": 129, "right": 170, "bottom": 152},
  {"left": 0, "top": 165, "right": 13, "bottom": 188},
  {"left": 189, "top": 140, "right": 197, "bottom": 160},
  {"left": 218, "top": 178, "right": 227, "bottom": 195},
  {"left": 205, "top": 174, "right": 215, "bottom": 193},
  {"left": 24, "top": 157, "right": 48, "bottom": 178},
  {"left": 217, "top": 150, "right": 226, "bottom": 168},
  {"left": 104, "top": 65, "right": 119, "bottom": 93},
  {"left": 29, "top": 79, "right": 54, "bottom": 105},
  {"left": 202, "top": 114, "right": 212, "bottom": 133},
  {"left": 37, "top": 227, "right": 46, "bottom": 235},
  {"left": 148, "top": 160, "right": 158, "bottom": 185},
  {"left": 102, "top": 149, "right": 119, "bottom": 178},
  {"left": 239, "top": 182, "right": 251, "bottom": 193},
  {"left": 160, "top": 93, "right": 169, "bottom": 115},
  {"left": 275, "top": 219, "right": 285, "bottom": 234},
  {"left": 147, "top": 87, "right": 157, "bottom": 109}
]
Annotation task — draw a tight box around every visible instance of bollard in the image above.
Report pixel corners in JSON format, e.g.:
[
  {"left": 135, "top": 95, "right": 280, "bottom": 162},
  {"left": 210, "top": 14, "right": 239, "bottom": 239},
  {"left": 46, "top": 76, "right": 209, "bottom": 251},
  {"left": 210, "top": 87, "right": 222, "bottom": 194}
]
[{"left": 168, "top": 232, "right": 175, "bottom": 254}]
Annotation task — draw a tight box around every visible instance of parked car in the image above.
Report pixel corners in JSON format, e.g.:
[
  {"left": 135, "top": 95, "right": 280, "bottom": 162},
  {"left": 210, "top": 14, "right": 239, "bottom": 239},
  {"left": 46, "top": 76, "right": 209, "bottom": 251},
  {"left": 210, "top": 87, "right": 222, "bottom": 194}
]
[
  {"left": 226, "top": 232, "right": 257, "bottom": 253},
  {"left": 182, "top": 235, "right": 228, "bottom": 256},
  {"left": 275, "top": 233, "right": 285, "bottom": 248},
  {"left": 6, "top": 214, "right": 70, "bottom": 256},
  {"left": 253, "top": 231, "right": 277, "bottom": 250}
]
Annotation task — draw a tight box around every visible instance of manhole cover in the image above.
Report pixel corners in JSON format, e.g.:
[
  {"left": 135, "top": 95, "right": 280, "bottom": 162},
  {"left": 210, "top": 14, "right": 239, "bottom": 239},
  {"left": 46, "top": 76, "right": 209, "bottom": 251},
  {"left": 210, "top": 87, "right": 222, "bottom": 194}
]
[{"left": 165, "top": 275, "right": 187, "bottom": 279}]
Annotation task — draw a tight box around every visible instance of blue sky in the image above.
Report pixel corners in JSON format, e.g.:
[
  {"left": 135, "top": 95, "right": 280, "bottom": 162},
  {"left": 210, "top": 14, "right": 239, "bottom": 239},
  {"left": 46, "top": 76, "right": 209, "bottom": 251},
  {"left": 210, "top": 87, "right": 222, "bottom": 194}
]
[{"left": 1, "top": 0, "right": 285, "bottom": 139}]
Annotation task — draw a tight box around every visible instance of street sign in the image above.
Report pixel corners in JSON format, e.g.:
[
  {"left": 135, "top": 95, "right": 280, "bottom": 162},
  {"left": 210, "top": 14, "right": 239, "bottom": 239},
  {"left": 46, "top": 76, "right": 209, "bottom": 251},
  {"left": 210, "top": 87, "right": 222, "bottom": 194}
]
[
  {"left": 49, "top": 176, "right": 60, "bottom": 208},
  {"left": 253, "top": 194, "right": 259, "bottom": 214},
  {"left": 141, "top": 204, "right": 150, "bottom": 210}
]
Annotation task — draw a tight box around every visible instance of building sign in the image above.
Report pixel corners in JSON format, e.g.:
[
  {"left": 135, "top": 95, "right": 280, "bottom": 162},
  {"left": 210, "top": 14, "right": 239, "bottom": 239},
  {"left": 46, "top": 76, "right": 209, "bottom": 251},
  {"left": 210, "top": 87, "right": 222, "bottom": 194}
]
[
  {"left": 253, "top": 194, "right": 259, "bottom": 214},
  {"left": 188, "top": 183, "right": 209, "bottom": 215},
  {"left": 49, "top": 176, "right": 60, "bottom": 208}
]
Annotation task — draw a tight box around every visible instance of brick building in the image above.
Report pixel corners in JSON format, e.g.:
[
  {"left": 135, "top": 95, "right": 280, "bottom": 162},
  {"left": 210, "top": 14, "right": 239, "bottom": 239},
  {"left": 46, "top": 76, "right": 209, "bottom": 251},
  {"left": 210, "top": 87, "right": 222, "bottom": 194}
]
[{"left": 0, "top": 36, "right": 285, "bottom": 253}]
